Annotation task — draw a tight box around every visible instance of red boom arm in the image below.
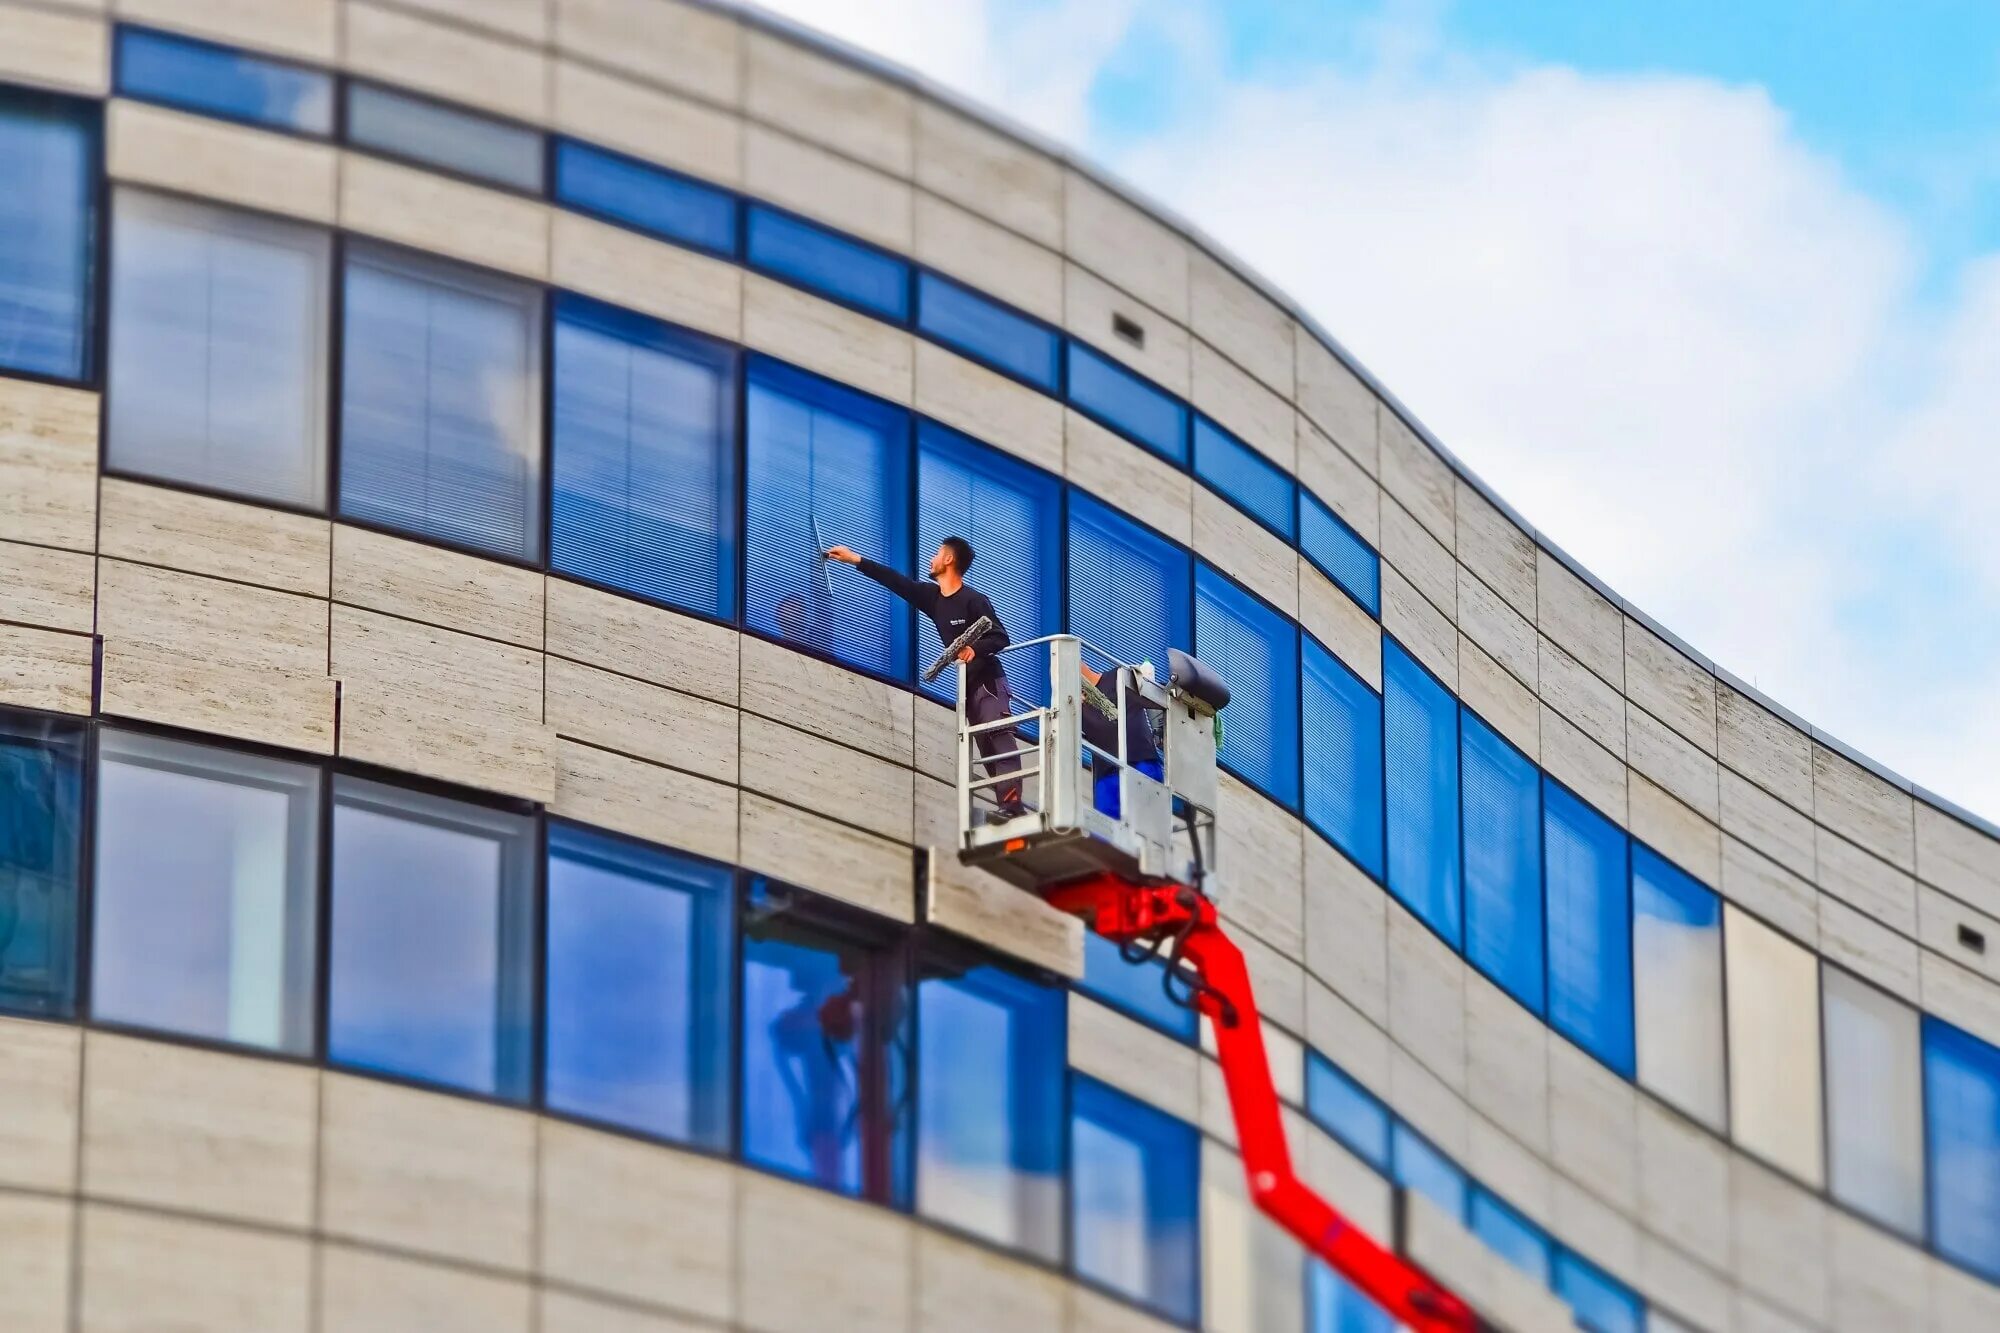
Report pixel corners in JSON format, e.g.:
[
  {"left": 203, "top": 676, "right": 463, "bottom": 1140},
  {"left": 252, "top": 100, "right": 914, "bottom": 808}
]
[{"left": 1044, "top": 874, "right": 1484, "bottom": 1333}]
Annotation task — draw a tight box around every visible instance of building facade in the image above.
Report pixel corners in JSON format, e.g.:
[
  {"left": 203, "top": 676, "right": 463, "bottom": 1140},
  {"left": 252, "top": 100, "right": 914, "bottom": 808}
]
[{"left": 0, "top": 1, "right": 1995, "bottom": 1330}]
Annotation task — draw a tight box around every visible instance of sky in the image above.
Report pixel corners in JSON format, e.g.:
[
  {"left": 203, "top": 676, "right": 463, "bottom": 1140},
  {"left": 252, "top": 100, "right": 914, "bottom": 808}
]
[{"left": 752, "top": 0, "right": 2000, "bottom": 824}]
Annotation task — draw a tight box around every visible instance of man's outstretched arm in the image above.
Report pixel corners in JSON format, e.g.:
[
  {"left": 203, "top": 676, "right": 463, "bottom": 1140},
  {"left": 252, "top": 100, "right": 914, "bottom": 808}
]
[{"left": 824, "top": 545, "right": 936, "bottom": 611}]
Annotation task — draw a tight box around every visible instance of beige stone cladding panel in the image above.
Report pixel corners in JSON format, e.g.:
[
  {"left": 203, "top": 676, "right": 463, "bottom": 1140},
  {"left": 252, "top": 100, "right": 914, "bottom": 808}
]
[
  {"left": 0, "top": 3, "right": 107, "bottom": 94},
  {"left": 1641, "top": 1243, "right": 1730, "bottom": 1333},
  {"left": 320, "top": 1245, "right": 531, "bottom": 1333},
  {"left": 1069, "top": 994, "right": 1200, "bottom": 1123},
  {"left": 0, "top": 1191, "right": 70, "bottom": 1332},
  {"left": 1306, "top": 977, "right": 1388, "bottom": 1101},
  {"left": 551, "top": 739, "right": 738, "bottom": 865},
  {"left": 1189, "top": 250, "right": 1294, "bottom": 398},
  {"left": 1625, "top": 619, "right": 1717, "bottom": 754},
  {"left": 96, "top": 557, "right": 335, "bottom": 753},
  {"left": 1546, "top": 1034, "right": 1638, "bottom": 1212},
  {"left": 1193, "top": 340, "right": 1294, "bottom": 470},
  {"left": 1454, "top": 481, "right": 1535, "bottom": 620},
  {"left": 0, "top": 379, "right": 98, "bottom": 552},
  {"left": 80, "top": 1034, "right": 316, "bottom": 1228},
  {"left": 0, "top": 538, "right": 92, "bottom": 632},
  {"left": 1381, "top": 563, "right": 1455, "bottom": 689},
  {"left": 98, "top": 478, "right": 328, "bottom": 596},
  {"left": 391, "top": 0, "right": 546, "bottom": 43},
  {"left": 1629, "top": 771, "right": 1721, "bottom": 887},
  {"left": 1721, "top": 833, "right": 1819, "bottom": 947},
  {"left": 740, "top": 711, "right": 913, "bottom": 843},
  {"left": 552, "top": 211, "right": 742, "bottom": 342},
  {"left": 79, "top": 1205, "right": 311, "bottom": 1333},
  {"left": 1820, "top": 892, "right": 1919, "bottom": 1002},
  {"left": 1295, "top": 332, "right": 1378, "bottom": 475},
  {"left": 1296, "top": 414, "right": 1379, "bottom": 545},
  {"left": 0, "top": 1018, "right": 80, "bottom": 1193},
  {"left": 746, "top": 30, "right": 912, "bottom": 176},
  {"left": 1918, "top": 801, "right": 2000, "bottom": 919},
  {"left": 1229, "top": 917, "right": 1306, "bottom": 1033},
  {"left": 1536, "top": 548, "right": 1623, "bottom": 687},
  {"left": 341, "top": 154, "right": 551, "bottom": 282},
  {"left": 554, "top": 59, "right": 738, "bottom": 186},
  {"left": 744, "top": 126, "right": 912, "bottom": 252},
  {"left": 1303, "top": 836, "right": 1388, "bottom": 1026},
  {"left": 736, "top": 1172, "right": 913, "bottom": 1333},
  {"left": 1627, "top": 702, "right": 1719, "bottom": 823},
  {"left": 1065, "top": 170, "right": 1189, "bottom": 321},
  {"left": 553, "top": 0, "right": 741, "bottom": 107},
  {"left": 1376, "top": 411, "right": 1453, "bottom": 547},
  {"left": 1731, "top": 1156, "right": 1831, "bottom": 1327},
  {"left": 332, "top": 524, "right": 542, "bottom": 648},
  {"left": 1814, "top": 743, "right": 1917, "bottom": 874},
  {"left": 1719, "top": 766, "right": 1815, "bottom": 880},
  {"left": 914, "top": 1227, "right": 1069, "bottom": 1333},
  {"left": 913, "top": 340, "right": 1063, "bottom": 476},
  {"left": 739, "top": 791, "right": 913, "bottom": 923},
  {"left": 1816, "top": 822, "right": 1916, "bottom": 934},
  {"left": 1214, "top": 772, "right": 1304, "bottom": 959},
  {"left": 1456, "top": 563, "right": 1536, "bottom": 690},
  {"left": 915, "top": 192, "right": 1063, "bottom": 325},
  {"left": 539, "top": 1119, "right": 735, "bottom": 1320},
  {"left": 545, "top": 654, "right": 737, "bottom": 783},
  {"left": 1300, "top": 562, "right": 1381, "bottom": 689},
  {"left": 1404, "top": 1193, "right": 1576, "bottom": 1333},
  {"left": 1463, "top": 971, "right": 1549, "bottom": 1155},
  {"left": 1064, "top": 263, "right": 1190, "bottom": 396},
  {"left": 318, "top": 1073, "right": 534, "bottom": 1270},
  {"left": 108, "top": 102, "right": 337, "bottom": 224},
  {"left": 0, "top": 623, "right": 93, "bottom": 714},
  {"left": 1826, "top": 1208, "right": 1929, "bottom": 1333},
  {"left": 1193, "top": 486, "right": 1297, "bottom": 616},
  {"left": 1299, "top": 1122, "right": 1394, "bottom": 1240},
  {"left": 540, "top": 1291, "right": 712, "bottom": 1333},
  {"left": 742, "top": 274, "right": 913, "bottom": 405},
  {"left": 1923, "top": 949, "right": 2000, "bottom": 1049},
  {"left": 1550, "top": 1175, "right": 1643, "bottom": 1298},
  {"left": 1716, "top": 681, "right": 1814, "bottom": 810},
  {"left": 547, "top": 576, "right": 739, "bottom": 706},
  {"left": 331, "top": 605, "right": 554, "bottom": 802},
  {"left": 1065, "top": 409, "right": 1193, "bottom": 547},
  {"left": 1539, "top": 703, "right": 1626, "bottom": 825},
  {"left": 1201, "top": 1139, "right": 1304, "bottom": 1332},
  {"left": 1380, "top": 495, "right": 1455, "bottom": 620},
  {"left": 913, "top": 100, "right": 1063, "bottom": 249},
  {"left": 1460, "top": 634, "right": 1539, "bottom": 762},
  {"left": 114, "top": 0, "right": 335, "bottom": 61},
  {"left": 1386, "top": 901, "right": 1466, "bottom": 1092},
  {"left": 343, "top": 2, "right": 548, "bottom": 123},
  {"left": 1466, "top": 1115, "right": 1554, "bottom": 1226},
  {"left": 1538, "top": 634, "right": 1624, "bottom": 760},
  {"left": 921, "top": 844, "right": 1085, "bottom": 979},
  {"left": 1920, "top": 883, "right": 2000, "bottom": 987},
  {"left": 739, "top": 636, "right": 912, "bottom": 762},
  {"left": 1634, "top": 1097, "right": 1732, "bottom": 1273},
  {"left": 1932, "top": 1252, "right": 2000, "bottom": 1333}
]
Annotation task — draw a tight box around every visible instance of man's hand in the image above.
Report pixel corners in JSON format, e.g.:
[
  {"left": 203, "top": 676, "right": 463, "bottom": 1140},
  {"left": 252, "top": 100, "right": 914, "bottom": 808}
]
[
  {"left": 957, "top": 646, "right": 975, "bottom": 663},
  {"left": 823, "top": 545, "right": 862, "bottom": 564}
]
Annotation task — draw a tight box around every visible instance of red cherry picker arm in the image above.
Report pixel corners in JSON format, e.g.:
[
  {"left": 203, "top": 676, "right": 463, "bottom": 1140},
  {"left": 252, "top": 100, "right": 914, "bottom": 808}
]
[{"left": 1044, "top": 873, "right": 1487, "bottom": 1333}]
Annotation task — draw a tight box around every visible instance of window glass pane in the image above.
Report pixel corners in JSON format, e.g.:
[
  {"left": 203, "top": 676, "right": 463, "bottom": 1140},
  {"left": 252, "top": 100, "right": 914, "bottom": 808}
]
[
  {"left": 915, "top": 271, "right": 1059, "bottom": 390},
  {"left": 1631, "top": 845, "right": 1725, "bottom": 1128},
  {"left": 551, "top": 294, "right": 736, "bottom": 619},
  {"left": 1469, "top": 1189, "right": 1551, "bottom": 1284},
  {"left": 1066, "top": 343, "right": 1188, "bottom": 464},
  {"left": 553, "top": 139, "right": 737, "bottom": 256},
  {"left": 1461, "top": 710, "right": 1541, "bottom": 1012},
  {"left": 1301, "top": 637, "right": 1384, "bottom": 881},
  {"left": 1391, "top": 1122, "right": 1466, "bottom": 1220},
  {"left": 744, "top": 357, "right": 912, "bottom": 678},
  {"left": 1554, "top": 1251, "right": 1643, "bottom": 1333},
  {"left": 1304, "top": 1054, "right": 1389, "bottom": 1170},
  {"left": 1194, "top": 416, "right": 1295, "bottom": 540},
  {"left": 1079, "top": 932, "right": 1197, "bottom": 1040},
  {"left": 1823, "top": 965, "right": 1925, "bottom": 1237},
  {"left": 91, "top": 731, "right": 319, "bottom": 1052},
  {"left": 746, "top": 206, "right": 909, "bottom": 322},
  {"left": 1543, "top": 779, "right": 1633, "bottom": 1076},
  {"left": 1724, "top": 904, "right": 1823, "bottom": 1183},
  {"left": 544, "top": 823, "right": 733, "bottom": 1147},
  {"left": 1384, "top": 639, "right": 1460, "bottom": 947},
  {"left": 1071, "top": 1075, "right": 1199, "bottom": 1323},
  {"left": 1196, "top": 563, "right": 1300, "bottom": 808},
  {"left": 328, "top": 777, "right": 535, "bottom": 1098},
  {"left": 917, "top": 959, "right": 1064, "bottom": 1259},
  {"left": 0, "top": 90, "right": 96, "bottom": 381},
  {"left": 1299, "top": 492, "right": 1379, "bottom": 617},
  {"left": 1067, "top": 490, "right": 1192, "bottom": 682},
  {"left": 340, "top": 244, "right": 544, "bottom": 561},
  {"left": 0, "top": 711, "right": 84, "bottom": 1018},
  {"left": 1925, "top": 1016, "right": 2000, "bottom": 1280},
  {"left": 1308, "top": 1263, "right": 1394, "bottom": 1333},
  {"left": 116, "top": 27, "right": 332, "bottom": 133},
  {"left": 345, "top": 83, "right": 544, "bottom": 192},
  {"left": 107, "top": 190, "right": 330, "bottom": 508}
]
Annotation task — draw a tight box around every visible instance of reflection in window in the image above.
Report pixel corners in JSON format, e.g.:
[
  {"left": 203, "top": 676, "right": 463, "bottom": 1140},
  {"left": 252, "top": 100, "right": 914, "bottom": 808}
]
[
  {"left": 1304, "top": 1053, "right": 1389, "bottom": 1171},
  {"left": 0, "top": 711, "right": 84, "bottom": 1018},
  {"left": 1068, "top": 490, "right": 1191, "bottom": 690},
  {"left": 1925, "top": 1016, "right": 2000, "bottom": 1280},
  {"left": 0, "top": 88, "right": 96, "bottom": 381},
  {"left": 1196, "top": 562, "right": 1301, "bottom": 808},
  {"left": 1544, "top": 779, "right": 1633, "bottom": 1077},
  {"left": 1384, "top": 639, "right": 1461, "bottom": 947},
  {"left": 1553, "top": 1250, "right": 1642, "bottom": 1333},
  {"left": 345, "top": 83, "right": 545, "bottom": 192},
  {"left": 1194, "top": 416, "right": 1296, "bottom": 540},
  {"left": 916, "top": 954, "right": 1064, "bottom": 1259},
  {"left": 91, "top": 731, "right": 319, "bottom": 1052},
  {"left": 544, "top": 824, "right": 733, "bottom": 1148},
  {"left": 1302, "top": 636, "right": 1384, "bottom": 880},
  {"left": 1071, "top": 1075, "right": 1199, "bottom": 1323},
  {"left": 115, "top": 27, "right": 333, "bottom": 133},
  {"left": 1078, "top": 931, "right": 1197, "bottom": 1041},
  {"left": 1299, "top": 491, "right": 1380, "bottom": 616},
  {"left": 1067, "top": 342, "right": 1188, "bottom": 463},
  {"left": 1469, "top": 1188, "right": 1551, "bottom": 1284},
  {"left": 339, "top": 244, "right": 544, "bottom": 561},
  {"left": 1391, "top": 1122, "right": 1466, "bottom": 1221},
  {"left": 1308, "top": 1262, "right": 1394, "bottom": 1333},
  {"left": 915, "top": 272, "right": 1059, "bottom": 390},
  {"left": 553, "top": 140, "right": 738, "bottom": 256},
  {"left": 1631, "top": 845, "right": 1725, "bottom": 1129},
  {"left": 327, "top": 777, "right": 535, "bottom": 1098},
  {"left": 107, "top": 189, "right": 331, "bottom": 508},
  {"left": 1823, "top": 964, "right": 1925, "bottom": 1238},
  {"left": 746, "top": 206, "right": 909, "bottom": 322},
  {"left": 552, "top": 294, "right": 737, "bottom": 620},
  {"left": 1724, "top": 904, "right": 1822, "bottom": 1183},
  {"left": 740, "top": 879, "right": 909, "bottom": 1203},
  {"left": 1461, "top": 709, "right": 1542, "bottom": 1012}
]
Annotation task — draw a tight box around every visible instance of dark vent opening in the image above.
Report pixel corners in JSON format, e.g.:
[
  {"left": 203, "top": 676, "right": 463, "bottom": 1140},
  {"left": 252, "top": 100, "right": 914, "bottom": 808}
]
[
  {"left": 1112, "top": 313, "right": 1145, "bottom": 348},
  {"left": 1960, "top": 923, "right": 1987, "bottom": 955}
]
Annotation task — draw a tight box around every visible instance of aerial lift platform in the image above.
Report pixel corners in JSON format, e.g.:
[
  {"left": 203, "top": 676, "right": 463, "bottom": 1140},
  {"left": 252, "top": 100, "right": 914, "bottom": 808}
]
[{"left": 940, "top": 626, "right": 1488, "bottom": 1333}]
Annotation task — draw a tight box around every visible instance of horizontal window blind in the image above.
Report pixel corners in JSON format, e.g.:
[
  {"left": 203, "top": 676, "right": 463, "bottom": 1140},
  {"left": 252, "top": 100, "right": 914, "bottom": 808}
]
[
  {"left": 1544, "top": 778, "right": 1634, "bottom": 1077},
  {"left": 746, "top": 205, "right": 909, "bottom": 322},
  {"left": 1066, "top": 342, "right": 1187, "bottom": 463},
  {"left": 1193, "top": 416, "right": 1295, "bottom": 540},
  {"left": 1300, "top": 490, "right": 1380, "bottom": 616},
  {"left": 553, "top": 140, "right": 738, "bottom": 257},
  {"left": 1460, "top": 709, "right": 1542, "bottom": 1012},
  {"left": 915, "top": 271, "right": 1060, "bottom": 390},
  {"left": 1194, "top": 563, "right": 1300, "bottom": 808},
  {"left": 1384, "top": 640, "right": 1461, "bottom": 946},
  {"left": 0, "top": 90, "right": 95, "bottom": 382},
  {"left": 1302, "top": 636, "right": 1384, "bottom": 880},
  {"left": 1066, "top": 491, "right": 1190, "bottom": 684}
]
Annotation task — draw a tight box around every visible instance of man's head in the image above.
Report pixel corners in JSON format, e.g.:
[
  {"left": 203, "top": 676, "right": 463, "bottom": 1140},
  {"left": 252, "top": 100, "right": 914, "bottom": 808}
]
[{"left": 930, "top": 537, "right": 975, "bottom": 581}]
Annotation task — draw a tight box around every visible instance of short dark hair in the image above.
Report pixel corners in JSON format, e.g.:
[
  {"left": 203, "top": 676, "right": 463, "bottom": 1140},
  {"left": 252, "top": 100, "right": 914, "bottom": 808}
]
[{"left": 941, "top": 536, "right": 975, "bottom": 574}]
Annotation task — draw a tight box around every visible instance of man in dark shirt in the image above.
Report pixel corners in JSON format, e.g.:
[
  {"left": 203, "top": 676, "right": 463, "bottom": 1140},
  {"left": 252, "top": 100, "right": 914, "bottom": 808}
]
[{"left": 823, "top": 537, "right": 1025, "bottom": 817}]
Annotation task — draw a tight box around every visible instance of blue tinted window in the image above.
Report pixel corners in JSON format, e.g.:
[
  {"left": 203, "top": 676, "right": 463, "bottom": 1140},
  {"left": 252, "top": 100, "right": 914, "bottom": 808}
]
[
  {"left": 1470, "top": 1189, "right": 1551, "bottom": 1284},
  {"left": 552, "top": 295, "right": 736, "bottom": 620},
  {"left": 1078, "top": 931, "right": 1197, "bottom": 1041},
  {"left": 1384, "top": 640, "right": 1461, "bottom": 946},
  {"left": 1194, "top": 416, "right": 1295, "bottom": 539},
  {"left": 1305, "top": 1054, "right": 1389, "bottom": 1170},
  {"left": 744, "top": 357, "right": 913, "bottom": 679},
  {"left": 916, "top": 271, "right": 1059, "bottom": 390},
  {"left": 1392, "top": 1122, "right": 1467, "bottom": 1220},
  {"left": 0, "top": 711, "right": 84, "bottom": 1018},
  {"left": 553, "top": 140, "right": 737, "bottom": 256},
  {"left": 544, "top": 824, "right": 733, "bottom": 1148},
  {"left": 1925, "top": 1017, "right": 2000, "bottom": 1280},
  {"left": 1461, "top": 710, "right": 1542, "bottom": 1012},
  {"left": 1544, "top": 780, "right": 1634, "bottom": 1076},
  {"left": 1309, "top": 1263, "right": 1395, "bottom": 1333},
  {"left": 1068, "top": 491, "right": 1191, "bottom": 683},
  {"left": 918, "top": 960, "right": 1065, "bottom": 1259},
  {"left": 1631, "top": 844, "right": 1726, "bottom": 1128},
  {"left": 328, "top": 778, "right": 536, "bottom": 1098},
  {"left": 1302, "top": 637, "right": 1385, "bottom": 880},
  {"left": 1554, "top": 1251, "right": 1643, "bottom": 1333},
  {"left": 116, "top": 27, "right": 332, "bottom": 134},
  {"left": 340, "top": 245, "right": 544, "bottom": 561},
  {"left": 1196, "top": 563, "right": 1300, "bottom": 808},
  {"left": 747, "top": 206, "right": 909, "bottom": 322},
  {"left": 347, "top": 84, "right": 543, "bottom": 192},
  {"left": 1071, "top": 1075, "right": 1199, "bottom": 1323},
  {"left": 0, "top": 90, "right": 96, "bottom": 381},
  {"left": 1299, "top": 492, "right": 1380, "bottom": 616},
  {"left": 1067, "top": 343, "right": 1188, "bottom": 463},
  {"left": 916, "top": 422, "right": 1061, "bottom": 705}
]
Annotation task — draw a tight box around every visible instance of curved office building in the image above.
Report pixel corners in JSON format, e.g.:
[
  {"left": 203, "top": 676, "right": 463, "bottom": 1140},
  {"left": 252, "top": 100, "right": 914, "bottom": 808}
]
[{"left": 0, "top": 2, "right": 1996, "bottom": 1330}]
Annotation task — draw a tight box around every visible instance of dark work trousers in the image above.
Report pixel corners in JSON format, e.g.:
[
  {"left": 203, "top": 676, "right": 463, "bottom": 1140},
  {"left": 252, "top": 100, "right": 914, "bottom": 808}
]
[{"left": 967, "top": 673, "right": 1022, "bottom": 805}]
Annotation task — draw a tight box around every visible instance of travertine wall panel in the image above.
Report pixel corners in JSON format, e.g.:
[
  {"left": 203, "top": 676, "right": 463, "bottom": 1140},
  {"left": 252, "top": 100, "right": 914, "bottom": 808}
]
[
  {"left": 320, "top": 1245, "right": 531, "bottom": 1333},
  {"left": 1625, "top": 620, "right": 1717, "bottom": 754},
  {"left": 0, "top": 623, "right": 93, "bottom": 715},
  {"left": 1539, "top": 635, "right": 1624, "bottom": 759},
  {"left": 742, "top": 274, "right": 913, "bottom": 404},
  {"left": 913, "top": 192, "right": 1063, "bottom": 323},
  {"left": 1192, "top": 487, "right": 1297, "bottom": 614},
  {"left": 0, "top": 2, "right": 107, "bottom": 93},
  {"left": 1456, "top": 563, "right": 1536, "bottom": 689},
  {"left": 0, "top": 538, "right": 93, "bottom": 633},
  {"left": 554, "top": 60, "right": 740, "bottom": 184},
  {"left": 550, "top": 738, "right": 738, "bottom": 863},
  {"left": 547, "top": 577, "right": 738, "bottom": 705},
  {"left": 1540, "top": 702, "right": 1626, "bottom": 824},
  {"left": 1381, "top": 563, "right": 1455, "bottom": 689},
  {"left": 1299, "top": 562, "right": 1381, "bottom": 688},
  {"left": 1463, "top": 971, "right": 1548, "bottom": 1154},
  {"left": 739, "top": 636, "right": 912, "bottom": 763},
  {"left": 1304, "top": 837, "right": 1389, "bottom": 1026},
  {"left": 1457, "top": 634, "right": 1538, "bottom": 760},
  {"left": 913, "top": 100, "right": 1063, "bottom": 249},
  {"left": 744, "top": 126, "right": 912, "bottom": 251},
  {"left": 1722, "top": 833, "right": 1820, "bottom": 946},
  {"left": 332, "top": 524, "right": 543, "bottom": 649},
  {"left": 1720, "top": 768, "right": 1816, "bottom": 881},
  {"left": 1377, "top": 412, "right": 1453, "bottom": 546},
  {"left": 0, "top": 1019, "right": 80, "bottom": 1194},
  {"left": 1064, "top": 263, "right": 1190, "bottom": 395},
  {"left": 1295, "top": 415, "right": 1379, "bottom": 544},
  {"left": 341, "top": 154, "right": 552, "bottom": 280},
  {"left": 1630, "top": 776, "right": 1718, "bottom": 891},
  {"left": 1189, "top": 251, "right": 1294, "bottom": 399},
  {"left": 0, "top": 1191, "right": 70, "bottom": 1332},
  {"left": 1379, "top": 496, "right": 1454, "bottom": 619},
  {"left": 1069, "top": 995, "right": 1200, "bottom": 1123},
  {"left": 740, "top": 711, "right": 913, "bottom": 843},
  {"left": 97, "top": 479, "right": 328, "bottom": 597},
  {"left": 1635, "top": 1099, "right": 1732, "bottom": 1272},
  {"left": 1816, "top": 824, "right": 1916, "bottom": 934},
  {"left": 1819, "top": 893, "right": 1920, "bottom": 1002},
  {"left": 1814, "top": 743, "right": 1917, "bottom": 874},
  {"left": 552, "top": 0, "right": 741, "bottom": 106},
  {"left": 746, "top": 30, "right": 912, "bottom": 176},
  {"left": 1193, "top": 340, "right": 1294, "bottom": 470},
  {"left": 1294, "top": 332, "right": 1378, "bottom": 474},
  {"left": 737, "top": 1173, "right": 913, "bottom": 1333},
  {"left": 1064, "top": 409, "right": 1193, "bottom": 546},
  {"left": 1385, "top": 902, "right": 1466, "bottom": 1092},
  {"left": 109, "top": 102, "right": 338, "bottom": 223},
  {"left": 914, "top": 340, "right": 1064, "bottom": 476},
  {"left": 1064, "top": 172, "right": 1188, "bottom": 322},
  {"left": 1917, "top": 802, "right": 2000, "bottom": 919},
  {"left": 115, "top": 0, "right": 337, "bottom": 61},
  {"left": 551, "top": 211, "right": 743, "bottom": 341},
  {"left": 1536, "top": 550, "right": 1623, "bottom": 687},
  {"left": 0, "top": 380, "right": 98, "bottom": 552},
  {"left": 1717, "top": 682, "right": 1814, "bottom": 811},
  {"left": 344, "top": 2, "right": 548, "bottom": 122},
  {"left": 914, "top": 1229, "right": 1069, "bottom": 1333},
  {"left": 739, "top": 791, "right": 913, "bottom": 922},
  {"left": 1547, "top": 1035, "right": 1638, "bottom": 1212},
  {"left": 78, "top": 1204, "right": 312, "bottom": 1333},
  {"left": 545, "top": 655, "right": 738, "bottom": 783},
  {"left": 1454, "top": 483, "right": 1535, "bottom": 620}
]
